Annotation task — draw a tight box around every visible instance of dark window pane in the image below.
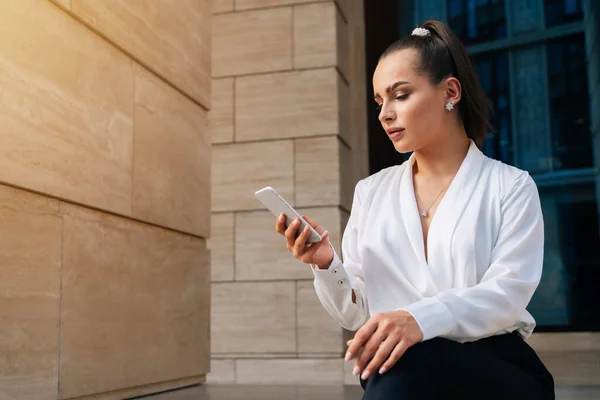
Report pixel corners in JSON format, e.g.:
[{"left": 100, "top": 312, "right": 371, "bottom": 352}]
[
  {"left": 472, "top": 51, "right": 513, "bottom": 164},
  {"left": 544, "top": 0, "right": 584, "bottom": 27},
  {"left": 447, "top": 0, "right": 507, "bottom": 44},
  {"left": 528, "top": 183, "right": 600, "bottom": 330},
  {"left": 546, "top": 33, "right": 592, "bottom": 170}
]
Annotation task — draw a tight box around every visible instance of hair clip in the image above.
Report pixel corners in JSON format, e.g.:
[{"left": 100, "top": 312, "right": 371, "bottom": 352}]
[{"left": 411, "top": 27, "right": 430, "bottom": 37}]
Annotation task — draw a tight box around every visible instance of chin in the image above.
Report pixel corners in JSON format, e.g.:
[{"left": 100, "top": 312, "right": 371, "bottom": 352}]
[{"left": 391, "top": 139, "right": 416, "bottom": 154}]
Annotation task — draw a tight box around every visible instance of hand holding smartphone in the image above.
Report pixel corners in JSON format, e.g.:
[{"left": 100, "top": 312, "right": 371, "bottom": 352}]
[
  {"left": 255, "top": 186, "right": 334, "bottom": 268},
  {"left": 254, "top": 186, "right": 322, "bottom": 244}
]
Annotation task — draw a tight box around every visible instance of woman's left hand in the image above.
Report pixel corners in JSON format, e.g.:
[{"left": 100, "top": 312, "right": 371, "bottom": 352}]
[{"left": 345, "top": 310, "right": 423, "bottom": 380}]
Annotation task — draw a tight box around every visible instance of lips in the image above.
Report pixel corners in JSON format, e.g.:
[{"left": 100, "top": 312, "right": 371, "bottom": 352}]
[{"left": 385, "top": 128, "right": 405, "bottom": 140}]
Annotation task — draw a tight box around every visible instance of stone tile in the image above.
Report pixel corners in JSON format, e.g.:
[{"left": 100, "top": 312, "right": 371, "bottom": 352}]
[
  {"left": 71, "top": 0, "right": 211, "bottom": 107},
  {"left": 538, "top": 351, "right": 600, "bottom": 386},
  {"left": 293, "top": 3, "right": 348, "bottom": 81},
  {"left": 335, "top": 0, "right": 349, "bottom": 21},
  {"left": 59, "top": 204, "right": 210, "bottom": 399},
  {"left": 293, "top": 3, "right": 337, "bottom": 69},
  {"left": 76, "top": 377, "right": 206, "bottom": 400},
  {"left": 212, "top": 141, "right": 294, "bottom": 212},
  {"left": 338, "top": 73, "right": 352, "bottom": 148},
  {"left": 234, "top": 211, "right": 311, "bottom": 281},
  {"left": 295, "top": 136, "right": 340, "bottom": 207},
  {"left": 235, "top": 207, "right": 342, "bottom": 281},
  {"left": 339, "top": 142, "right": 354, "bottom": 213},
  {"left": 235, "top": 359, "right": 344, "bottom": 384},
  {"left": 235, "top": 0, "right": 315, "bottom": 11},
  {"left": 211, "top": 282, "right": 296, "bottom": 354},
  {"left": 208, "top": 213, "right": 235, "bottom": 282},
  {"left": 210, "top": 78, "right": 235, "bottom": 144},
  {"left": 236, "top": 69, "right": 340, "bottom": 141},
  {"left": 50, "top": 0, "right": 71, "bottom": 9},
  {"left": 0, "top": 185, "right": 61, "bottom": 400},
  {"left": 336, "top": 6, "right": 350, "bottom": 81},
  {"left": 132, "top": 65, "right": 210, "bottom": 237},
  {"left": 297, "top": 281, "right": 343, "bottom": 355},
  {"left": 213, "top": 8, "right": 292, "bottom": 77},
  {"left": 344, "top": 361, "right": 360, "bottom": 385},
  {"left": 527, "top": 332, "right": 600, "bottom": 352},
  {"left": 0, "top": 0, "right": 134, "bottom": 216},
  {"left": 207, "top": 359, "right": 235, "bottom": 384},
  {"left": 214, "top": 0, "right": 234, "bottom": 13}
]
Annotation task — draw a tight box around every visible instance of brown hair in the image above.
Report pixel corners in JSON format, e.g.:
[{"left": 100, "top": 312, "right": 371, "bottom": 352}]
[{"left": 380, "top": 20, "right": 493, "bottom": 147}]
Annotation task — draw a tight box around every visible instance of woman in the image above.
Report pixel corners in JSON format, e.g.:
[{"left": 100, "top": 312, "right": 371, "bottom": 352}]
[{"left": 275, "top": 20, "right": 554, "bottom": 399}]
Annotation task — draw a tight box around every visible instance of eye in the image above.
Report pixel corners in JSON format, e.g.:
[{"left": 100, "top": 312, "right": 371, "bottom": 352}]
[{"left": 396, "top": 93, "right": 409, "bottom": 101}]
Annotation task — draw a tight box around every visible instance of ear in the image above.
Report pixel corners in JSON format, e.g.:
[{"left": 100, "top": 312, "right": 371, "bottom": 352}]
[{"left": 444, "top": 77, "right": 462, "bottom": 106}]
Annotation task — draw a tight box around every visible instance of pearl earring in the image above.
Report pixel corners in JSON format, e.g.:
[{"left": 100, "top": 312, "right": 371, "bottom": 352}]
[{"left": 445, "top": 101, "right": 454, "bottom": 111}]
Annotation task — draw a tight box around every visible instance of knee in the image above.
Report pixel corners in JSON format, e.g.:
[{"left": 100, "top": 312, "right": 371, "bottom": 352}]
[{"left": 360, "top": 339, "right": 450, "bottom": 399}]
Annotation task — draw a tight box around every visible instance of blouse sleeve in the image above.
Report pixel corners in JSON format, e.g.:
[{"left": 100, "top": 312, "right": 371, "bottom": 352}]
[
  {"left": 400, "top": 172, "right": 544, "bottom": 341},
  {"left": 311, "top": 180, "right": 370, "bottom": 331}
]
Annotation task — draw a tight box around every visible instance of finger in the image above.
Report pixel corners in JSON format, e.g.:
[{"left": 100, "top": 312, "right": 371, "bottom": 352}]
[
  {"left": 346, "top": 319, "right": 378, "bottom": 361},
  {"left": 284, "top": 218, "right": 301, "bottom": 249},
  {"left": 292, "top": 224, "right": 311, "bottom": 257},
  {"left": 275, "top": 213, "right": 287, "bottom": 235},
  {"left": 361, "top": 338, "right": 399, "bottom": 380},
  {"left": 301, "top": 215, "right": 318, "bottom": 228},
  {"left": 379, "top": 340, "right": 410, "bottom": 375},
  {"left": 353, "top": 331, "right": 386, "bottom": 377},
  {"left": 301, "top": 215, "right": 326, "bottom": 234}
]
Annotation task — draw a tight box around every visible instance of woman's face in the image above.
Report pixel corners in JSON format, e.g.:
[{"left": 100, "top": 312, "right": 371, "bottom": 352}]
[{"left": 373, "top": 48, "right": 449, "bottom": 154}]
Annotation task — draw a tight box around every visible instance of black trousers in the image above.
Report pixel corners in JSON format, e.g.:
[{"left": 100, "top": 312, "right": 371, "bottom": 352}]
[{"left": 359, "top": 332, "right": 554, "bottom": 400}]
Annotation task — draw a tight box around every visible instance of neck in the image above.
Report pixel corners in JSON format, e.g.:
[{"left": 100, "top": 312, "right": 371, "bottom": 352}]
[{"left": 412, "top": 126, "right": 471, "bottom": 179}]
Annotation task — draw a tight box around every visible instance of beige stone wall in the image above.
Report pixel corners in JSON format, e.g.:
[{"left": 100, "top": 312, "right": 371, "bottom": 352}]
[
  {"left": 0, "top": 0, "right": 211, "bottom": 398},
  {"left": 209, "top": 0, "right": 368, "bottom": 384}
]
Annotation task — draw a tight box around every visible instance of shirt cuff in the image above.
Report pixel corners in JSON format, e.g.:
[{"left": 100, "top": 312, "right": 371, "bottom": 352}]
[
  {"left": 311, "top": 248, "right": 356, "bottom": 290},
  {"left": 399, "top": 297, "right": 455, "bottom": 341}
]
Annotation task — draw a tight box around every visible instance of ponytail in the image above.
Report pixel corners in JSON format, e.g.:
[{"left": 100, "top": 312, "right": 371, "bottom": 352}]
[{"left": 380, "top": 20, "right": 493, "bottom": 147}]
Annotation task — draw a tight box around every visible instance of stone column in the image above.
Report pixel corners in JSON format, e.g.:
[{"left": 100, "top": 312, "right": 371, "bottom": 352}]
[{"left": 209, "top": 0, "right": 368, "bottom": 385}]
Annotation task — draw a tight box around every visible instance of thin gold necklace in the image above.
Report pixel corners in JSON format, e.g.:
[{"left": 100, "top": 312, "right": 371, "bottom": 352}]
[
  {"left": 416, "top": 186, "right": 449, "bottom": 218},
  {"left": 415, "top": 172, "right": 457, "bottom": 218}
]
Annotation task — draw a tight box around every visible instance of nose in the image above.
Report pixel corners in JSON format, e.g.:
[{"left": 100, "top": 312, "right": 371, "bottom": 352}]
[{"left": 378, "top": 103, "right": 396, "bottom": 124}]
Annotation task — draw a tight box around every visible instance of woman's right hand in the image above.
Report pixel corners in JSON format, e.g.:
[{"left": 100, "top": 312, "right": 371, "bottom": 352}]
[{"left": 275, "top": 214, "right": 334, "bottom": 269}]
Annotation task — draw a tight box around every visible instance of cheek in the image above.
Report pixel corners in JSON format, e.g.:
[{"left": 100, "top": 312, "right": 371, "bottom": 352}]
[{"left": 402, "top": 97, "right": 438, "bottom": 128}]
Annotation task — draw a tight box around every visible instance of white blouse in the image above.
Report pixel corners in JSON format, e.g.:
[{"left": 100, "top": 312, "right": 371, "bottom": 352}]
[{"left": 312, "top": 140, "right": 544, "bottom": 343}]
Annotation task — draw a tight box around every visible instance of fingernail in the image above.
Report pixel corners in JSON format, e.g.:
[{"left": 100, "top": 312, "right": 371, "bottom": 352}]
[
  {"left": 379, "top": 367, "right": 387, "bottom": 374},
  {"left": 361, "top": 370, "right": 371, "bottom": 380},
  {"left": 279, "top": 214, "right": 285, "bottom": 221},
  {"left": 344, "top": 351, "right": 351, "bottom": 361},
  {"left": 352, "top": 366, "right": 360, "bottom": 376},
  {"left": 303, "top": 225, "right": 310, "bottom": 232}
]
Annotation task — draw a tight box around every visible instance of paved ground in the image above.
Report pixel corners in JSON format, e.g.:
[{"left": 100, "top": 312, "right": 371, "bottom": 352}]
[{"left": 136, "top": 384, "right": 600, "bottom": 400}]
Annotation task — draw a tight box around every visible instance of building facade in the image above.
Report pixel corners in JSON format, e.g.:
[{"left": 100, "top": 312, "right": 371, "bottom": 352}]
[{"left": 209, "top": 0, "right": 600, "bottom": 386}]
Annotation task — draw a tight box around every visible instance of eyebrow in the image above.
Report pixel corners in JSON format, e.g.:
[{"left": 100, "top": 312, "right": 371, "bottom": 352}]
[{"left": 373, "top": 81, "right": 410, "bottom": 99}]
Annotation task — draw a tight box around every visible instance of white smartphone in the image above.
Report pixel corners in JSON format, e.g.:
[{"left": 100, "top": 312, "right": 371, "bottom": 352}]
[{"left": 254, "top": 186, "right": 323, "bottom": 244}]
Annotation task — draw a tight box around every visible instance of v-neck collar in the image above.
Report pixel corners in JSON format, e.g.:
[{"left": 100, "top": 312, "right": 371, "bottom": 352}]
[{"left": 399, "top": 140, "right": 485, "bottom": 269}]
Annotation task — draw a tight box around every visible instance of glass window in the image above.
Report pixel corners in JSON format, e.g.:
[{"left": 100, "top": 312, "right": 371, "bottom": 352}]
[
  {"left": 544, "top": 0, "right": 584, "bottom": 28},
  {"left": 528, "top": 183, "right": 600, "bottom": 330},
  {"left": 546, "top": 33, "right": 592, "bottom": 170},
  {"left": 447, "top": 0, "right": 507, "bottom": 44},
  {"left": 472, "top": 51, "right": 513, "bottom": 164}
]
